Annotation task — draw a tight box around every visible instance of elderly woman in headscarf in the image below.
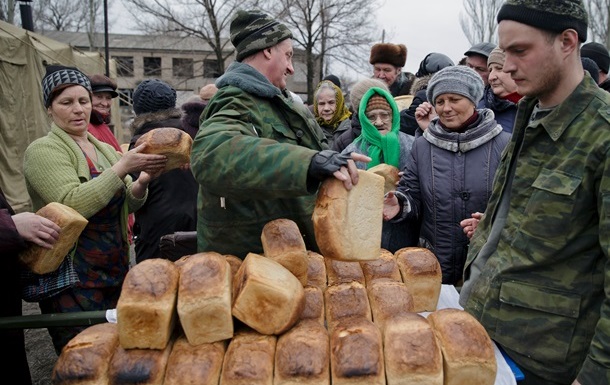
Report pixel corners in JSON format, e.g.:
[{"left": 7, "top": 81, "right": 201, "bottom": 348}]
[
  {"left": 313, "top": 80, "right": 351, "bottom": 147},
  {"left": 23, "top": 65, "right": 167, "bottom": 354},
  {"left": 383, "top": 66, "right": 510, "bottom": 286},
  {"left": 342, "top": 86, "right": 417, "bottom": 252}
]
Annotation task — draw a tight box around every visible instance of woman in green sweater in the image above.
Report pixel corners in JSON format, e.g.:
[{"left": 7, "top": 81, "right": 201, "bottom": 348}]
[{"left": 23, "top": 65, "right": 167, "bottom": 354}]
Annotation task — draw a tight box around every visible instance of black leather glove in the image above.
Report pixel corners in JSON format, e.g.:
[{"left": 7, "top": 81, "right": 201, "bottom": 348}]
[{"left": 308, "top": 150, "right": 352, "bottom": 181}]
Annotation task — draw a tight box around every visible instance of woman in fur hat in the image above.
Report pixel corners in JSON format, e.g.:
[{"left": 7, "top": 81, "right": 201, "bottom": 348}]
[{"left": 383, "top": 66, "right": 510, "bottom": 285}]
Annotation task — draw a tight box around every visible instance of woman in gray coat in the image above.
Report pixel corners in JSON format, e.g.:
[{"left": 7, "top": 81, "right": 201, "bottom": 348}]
[{"left": 383, "top": 66, "right": 510, "bottom": 285}]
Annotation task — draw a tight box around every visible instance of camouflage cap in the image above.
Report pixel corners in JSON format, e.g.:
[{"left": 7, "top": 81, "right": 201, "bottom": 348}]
[
  {"left": 230, "top": 10, "right": 293, "bottom": 62},
  {"left": 497, "top": 0, "right": 588, "bottom": 42}
]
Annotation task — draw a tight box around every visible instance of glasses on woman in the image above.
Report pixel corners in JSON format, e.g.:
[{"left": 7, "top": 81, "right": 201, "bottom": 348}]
[{"left": 366, "top": 111, "right": 391, "bottom": 123}]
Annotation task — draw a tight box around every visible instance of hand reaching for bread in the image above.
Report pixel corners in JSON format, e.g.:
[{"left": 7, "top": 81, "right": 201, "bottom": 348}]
[
  {"left": 383, "top": 191, "right": 400, "bottom": 221},
  {"left": 112, "top": 143, "right": 168, "bottom": 178},
  {"left": 12, "top": 212, "right": 61, "bottom": 249}
]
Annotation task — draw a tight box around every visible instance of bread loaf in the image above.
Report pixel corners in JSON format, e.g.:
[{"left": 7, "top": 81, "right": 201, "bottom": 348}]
[
  {"left": 232, "top": 253, "right": 305, "bottom": 335},
  {"left": 220, "top": 329, "right": 276, "bottom": 385},
  {"left": 51, "top": 323, "right": 119, "bottom": 384},
  {"left": 177, "top": 252, "right": 233, "bottom": 345},
  {"left": 164, "top": 335, "right": 226, "bottom": 385},
  {"left": 325, "top": 258, "right": 365, "bottom": 287},
  {"left": 274, "top": 320, "right": 330, "bottom": 385},
  {"left": 427, "top": 308, "right": 497, "bottom": 385},
  {"left": 395, "top": 247, "right": 441, "bottom": 312},
  {"left": 108, "top": 340, "right": 173, "bottom": 385},
  {"left": 313, "top": 169, "right": 384, "bottom": 261},
  {"left": 361, "top": 249, "right": 402, "bottom": 286},
  {"left": 367, "top": 280, "right": 414, "bottom": 334},
  {"left": 19, "top": 202, "right": 88, "bottom": 274},
  {"left": 261, "top": 218, "right": 309, "bottom": 286},
  {"left": 306, "top": 251, "right": 327, "bottom": 291},
  {"left": 224, "top": 254, "right": 243, "bottom": 280},
  {"left": 330, "top": 317, "right": 385, "bottom": 385},
  {"left": 300, "top": 285, "right": 325, "bottom": 325},
  {"left": 134, "top": 127, "right": 192, "bottom": 172},
  {"left": 116, "top": 258, "right": 179, "bottom": 349},
  {"left": 367, "top": 163, "right": 400, "bottom": 194},
  {"left": 383, "top": 313, "right": 443, "bottom": 385},
  {"left": 324, "top": 281, "right": 371, "bottom": 331}
]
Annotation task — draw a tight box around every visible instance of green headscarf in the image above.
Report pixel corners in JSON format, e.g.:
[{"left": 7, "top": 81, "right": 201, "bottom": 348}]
[
  {"left": 313, "top": 80, "right": 351, "bottom": 131},
  {"left": 356, "top": 87, "right": 401, "bottom": 168}
]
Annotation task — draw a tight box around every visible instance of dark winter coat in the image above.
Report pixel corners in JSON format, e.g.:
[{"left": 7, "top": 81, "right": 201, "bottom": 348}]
[
  {"left": 180, "top": 98, "right": 207, "bottom": 138},
  {"left": 477, "top": 85, "right": 517, "bottom": 133},
  {"left": 389, "top": 71, "right": 416, "bottom": 97},
  {"left": 399, "top": 75, "right": 433, "bottom": 136},
  {"left": 393, "top": 109, "right": 510, "bottom": 284},
  {"left": 128, "top": 108, "right": 198, "bottom": 263}
]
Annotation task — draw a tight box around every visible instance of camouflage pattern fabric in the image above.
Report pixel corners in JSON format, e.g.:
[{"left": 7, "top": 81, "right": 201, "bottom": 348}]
[
  {"left": 462, "top": 75, "right": 610, "bottom": 384},
  {"left": 230, "top": 10, "right": 293, "bottom": 62},
  {"left": 190, "top": 61, "right": 327, "bottom": 259}
]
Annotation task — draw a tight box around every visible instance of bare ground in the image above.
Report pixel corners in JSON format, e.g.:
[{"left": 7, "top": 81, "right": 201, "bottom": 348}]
[{"left": 23, "top": 300, "right": 56, "bottom": 385}]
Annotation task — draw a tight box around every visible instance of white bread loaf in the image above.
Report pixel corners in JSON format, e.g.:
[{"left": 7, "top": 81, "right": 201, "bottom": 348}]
[
  {"left": 134, "top": 127, "right": 192, "bottom": 172},
  {"left": 51, "top": 323, "right": 119, "bottom": 385},
  {"left": 224, "top": 254, "right": 243, "bottom": 280},
  {"left": 324, "top": 281, "right": 371, "bottom": 331},
  {"left": 367, "top": 280, "right": 414, "bottom": 334},
  {"left": 330, "top": 317, "right": 385, "bottom": 385},
  {"left": 325, "top": 258, "right": 365, "bottom": 287},
  {"left": 395, "top": 247, "right": 441, "bottom": 312},
  {"left": 177, "top": 252, "right": 233, "bottom": 345},
  {"left": 306, "top": 251, "right": 327, "bottom": 291},
  {"left": 116, "top": 258, "right": 179, "bottom": 349},
  {"left": 367, "top": 163, "right": 400, "bottom": 194},
  {"left": 231, "top": 253, "right": 305, "bottom": 335},
  {"left": 107, "top": 340, "right": 173, "bottom": 385},
  {"left": 428, "top": 309, "right": 497, "bottom": 385},
  {"left": 220, "top": 329, "right": 276, "bottom": 385},
  {"left": 164, "top": 335, "right": 226, "bottom": 385},
  {"left": 300, "top": 285, "right": 325, "bottom": 325},
  {"left": 274, "top": 319, "right": 330, "bottom": 385},
  {"left": 360, "top": 248, "right": 402, "bottom": 286},
  {"left": 19, "top": 202, "right": 88, "bottom": 274},
  {"left": 313, "top": 169, "right": 384, "bottom": 261},
  {"left": 261, "top": 218, "right": 309, "bottom": 286},
  {"left": 383, "top": 313, "right": 443, "bottom": 385}
]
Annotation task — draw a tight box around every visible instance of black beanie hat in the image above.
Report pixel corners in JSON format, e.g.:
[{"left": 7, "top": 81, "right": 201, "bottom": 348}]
[
  {"left": 497, "top": 0, "right": 588, "bottom": 42},
  {"left": 42, "top": 65, "right": 92, "bottom": 107},
  {"left": 581, "top": 57, "right": 600, "bottom": 84},
  {"left": 132, "top": 79, "right": 176, "bottom": 115},
  {"left": 581, "top": 42, "right": 610, "bottom": 74},
  {"left": 230, "top": 10, "right": 293, "bottom": 62}
]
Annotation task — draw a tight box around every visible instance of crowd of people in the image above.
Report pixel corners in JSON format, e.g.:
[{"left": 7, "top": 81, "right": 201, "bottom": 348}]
[{"left": 3, "top": 0, "right": 610, "bottom": 384}]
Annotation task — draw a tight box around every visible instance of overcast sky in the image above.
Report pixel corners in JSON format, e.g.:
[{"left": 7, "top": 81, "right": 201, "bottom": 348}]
[{"left": 110, "top": 0, "right": 477, "bottom": 78}]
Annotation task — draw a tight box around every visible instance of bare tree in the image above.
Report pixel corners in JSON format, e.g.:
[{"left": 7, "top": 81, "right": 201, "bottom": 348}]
[
  {"left": 459, "top": 0, "right": 503, "bottom": 45},
  {"left": 267, "top": 0, "right": 379, "bottom": 102},
  {"left": 122, "top": 0, "right": 259, "bottom": 77},
  {"left": 584, "top": 0, "right": 610, "bottom": 46},
  {"left": 0, "top": 0, "right": 17, "bottom": 23},
  {"left": 33, "top": 0, "right": 88, "bottom": 31}
]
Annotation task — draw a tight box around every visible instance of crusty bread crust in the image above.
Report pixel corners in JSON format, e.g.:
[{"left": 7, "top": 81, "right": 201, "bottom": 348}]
[
  {"left": 261, "top": 219, "right": 309, "bottom": 286},
  {"left": 367, "top": 163, "right": 400, "bottom": 194},
  {"left": 134, "top": 127, "right": 192, "bottom": 172}
]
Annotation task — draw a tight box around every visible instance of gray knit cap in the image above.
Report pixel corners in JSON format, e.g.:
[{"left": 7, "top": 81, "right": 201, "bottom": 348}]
[
  {"left": 132, "top": 79, "right": 176, "bottom": 115},
  {"left": 497, "top": 0, "right": 588, "bottom": 42},
  {"left": 230, "top": 10, "right": 293, "bottom": 62},
  {"left": 42, "top": 65, "right": 92, "bottom": 107},
  {"left": 426, "top": 66, "right": 484, "bottom": 106}
]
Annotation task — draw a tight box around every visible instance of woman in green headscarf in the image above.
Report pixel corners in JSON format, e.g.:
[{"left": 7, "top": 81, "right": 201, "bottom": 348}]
[
  {"left": 341, "top": 86, "right": 417, "bottom": 251},
  {"left": 313, "top": 80, "right": 351, "bottom": 148}
]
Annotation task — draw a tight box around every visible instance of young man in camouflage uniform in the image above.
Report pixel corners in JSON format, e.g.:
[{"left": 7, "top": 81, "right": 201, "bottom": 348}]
[
  {"left": 190, "top": 10, "right": 368, "bottom": 259},
  {"left": 459, "top": 1, "right": 610, "bottom": 384}
]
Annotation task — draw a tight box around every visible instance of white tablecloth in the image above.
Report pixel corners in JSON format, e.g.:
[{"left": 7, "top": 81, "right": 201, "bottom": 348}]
[{"left": 420, "top": 285, "right": 517, "bottom": 385}]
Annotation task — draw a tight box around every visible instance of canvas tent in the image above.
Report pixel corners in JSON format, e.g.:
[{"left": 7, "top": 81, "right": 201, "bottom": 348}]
[{"left": 0, "top": 20, "right": 118, "bottom": 212}]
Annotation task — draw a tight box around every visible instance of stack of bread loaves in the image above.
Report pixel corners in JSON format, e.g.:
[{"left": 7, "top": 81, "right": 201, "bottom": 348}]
[{"left": 51, "top": 218, "right": 497, "bottom": 385}]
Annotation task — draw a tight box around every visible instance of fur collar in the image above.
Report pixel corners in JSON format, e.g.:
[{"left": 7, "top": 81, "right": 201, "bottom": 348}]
[
  {"left": 216, "top": 61, "right": 281, "bottom": 99},
  {"left": 130, "top": 108, "right": 182, "bottom": 133}
]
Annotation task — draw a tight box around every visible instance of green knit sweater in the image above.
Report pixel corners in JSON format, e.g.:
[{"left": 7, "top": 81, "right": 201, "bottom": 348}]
[{"left": 24, "top": 123, "right": 146, "bottom": 231}]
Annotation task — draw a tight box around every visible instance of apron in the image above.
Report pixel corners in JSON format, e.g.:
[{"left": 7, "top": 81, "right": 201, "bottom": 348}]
[{"left": 40, "top": 151, "right": 129, "bottom": 354}]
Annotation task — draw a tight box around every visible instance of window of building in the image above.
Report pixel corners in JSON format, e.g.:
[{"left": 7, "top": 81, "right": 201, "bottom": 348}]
[
  {"left": 203, "top": 59, "right": 221, "bottom": 78},
  {"left": 143, "top": 57, "right": 162, "bottom": 77},
  {"left": 113, "top": 56, "right": 134, "bottom": 77},
  {"left": 118, "top": 88, "right": 133, "bottom": 107},
  {"left": 173, "top": 58, "right": 194, "bottom": 78}
]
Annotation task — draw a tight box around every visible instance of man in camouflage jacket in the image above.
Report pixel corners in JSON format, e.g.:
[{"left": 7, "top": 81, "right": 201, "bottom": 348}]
[
  {"left": 190, "top": 10, "right": 366, "bottom": 258},
  {"left": 459, "top": 1, "right": 610, "bottom": 384}
]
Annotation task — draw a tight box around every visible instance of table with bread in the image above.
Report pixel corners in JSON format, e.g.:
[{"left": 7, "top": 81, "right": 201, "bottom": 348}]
[{"left": 49, "top": 168, "right": 516, "bottom": 385}]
